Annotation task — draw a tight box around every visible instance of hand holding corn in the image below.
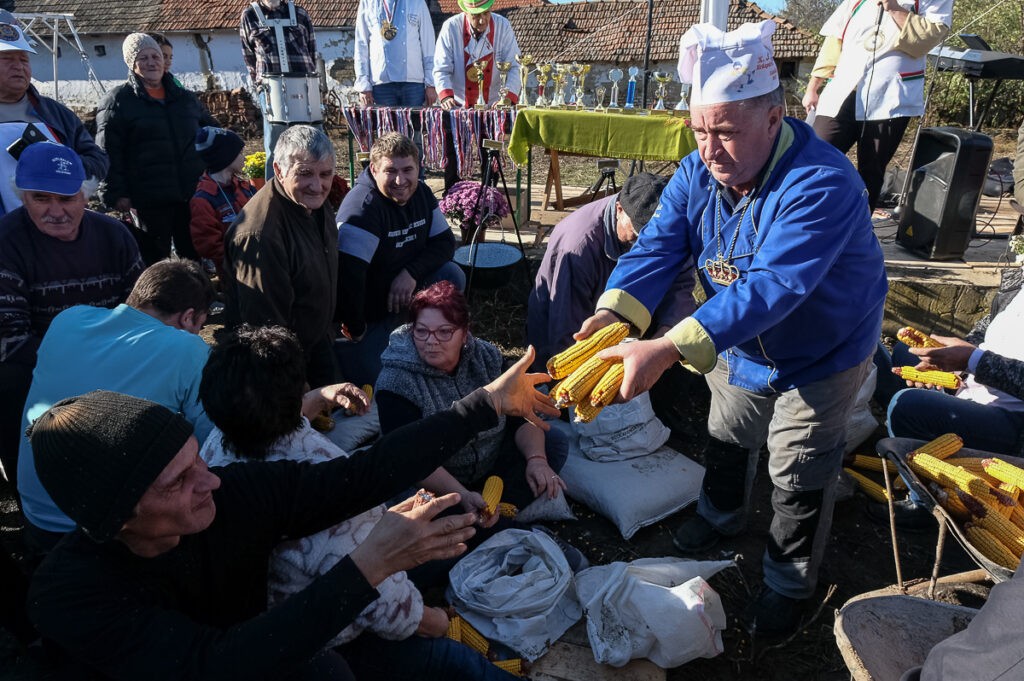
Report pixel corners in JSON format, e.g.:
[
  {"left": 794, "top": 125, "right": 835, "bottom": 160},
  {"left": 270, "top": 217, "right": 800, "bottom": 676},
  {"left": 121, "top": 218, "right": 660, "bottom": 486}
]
[{"left": 894, "top": 366, "right": 963, "bottom": 390}]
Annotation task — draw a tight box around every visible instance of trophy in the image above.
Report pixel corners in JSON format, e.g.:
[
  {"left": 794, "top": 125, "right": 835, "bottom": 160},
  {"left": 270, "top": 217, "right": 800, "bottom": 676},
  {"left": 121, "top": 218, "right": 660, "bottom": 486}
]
[
  {"left": 534, "top": 63, "right": 552, "bottom": 107},
  {"left": 675, "top": 84, "right": 690, "bottom": 113},
  {"left": 515, "top": 53, "right": 534, "bottom": 108},
  {"left": 496, "top": 61, "right": 513, "bottom": 108},
  {"left": 623, "top": 66, "right": 640, "bottom": 110},
  {"left": 471, "top": 59, "right": 488, "bottom": 109},
  {"left": 594, "top": 85, "right": 606, "bottom": 112},
  {"left": 551, "top": 64, "right": 568, "bottom": 107},
  {"left": 651, "top": 71, "right": 672, "bottom": 112},
  {"left": 567, "top": 63, "right": 583, "bottom": 107},
  {"left": 579, "top": 64, "right": 591, "bottom": 108},
  {"left": 607, "top": 68, "right": 623, "bottom": 111}
]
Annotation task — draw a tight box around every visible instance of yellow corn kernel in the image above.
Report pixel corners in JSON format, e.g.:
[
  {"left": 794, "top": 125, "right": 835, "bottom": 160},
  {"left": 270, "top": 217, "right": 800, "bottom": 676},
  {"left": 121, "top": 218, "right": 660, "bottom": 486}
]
[
  {"left": 983, "top": 458, "right": 1024, "bottom": 490},
  {"left": 590, "top": 362, "right": 624, "bottom": 407},
  {"left": 460, "top": 617, "right": 490, "bottom": 655},
  {"left": 546, "top": 322, "right": 629, "bottom": 379},
  {"left": 310, "top": 411, "right": 335, "bottom": 433},
  {"left": 493, "top": 659, "right": 523, "bottom": 676},
  {"left": 894, "top": 367, "right": 962, "bottom": 390},
  {"left": 851, "top": 455, "right": 899, "bottom": 476},
  {"left": 362, "top": 384, "right": 374, "bottom": 402},
  {"left": 497, "top": 502, "right": 518, "bottom": 518},
  {"left": 909, "top": 453, "right": 1015, "bottom": 509},
  {"left": 446, "top": 615, "right": 462, "bottom": 641},
  {"left": 973, "top": 503, "right": 1024, "bottom": 558},
  {"left": 931, "top": 484, "right": 970, "bottom": 522},
  {"left": 481, "top": 476, "right": 503, "bottom": 516},
  {"left": 1011, "top": 504, "right": 1024, "bottom": 531},
  {"left": 896, "top": 326, "right": 944, "bottom": 349},
  {"left": 555, "top": 354, "right": 611, "bottom": 408},
  {"left": 912, "top": 433, "right": 964, "bottom": 461},
  {"left": 573, "top": 398, "right": 604, "bottom": 423},
  {"left": 964, "top": 524, "right": 1021, "bottom": 570},
  {"left": 844, "top": 468, "right": 889, "bottom": 504}
]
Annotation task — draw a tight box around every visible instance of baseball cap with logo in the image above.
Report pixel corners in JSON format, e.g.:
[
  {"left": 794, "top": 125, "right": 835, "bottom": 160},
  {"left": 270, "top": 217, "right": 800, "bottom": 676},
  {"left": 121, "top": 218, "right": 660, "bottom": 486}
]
[
  {"left": 15, "top": 142, "right": 86, "bottom": 196},
  {"left": 0, "top": 22, "right": 37, "bottom": 54}
]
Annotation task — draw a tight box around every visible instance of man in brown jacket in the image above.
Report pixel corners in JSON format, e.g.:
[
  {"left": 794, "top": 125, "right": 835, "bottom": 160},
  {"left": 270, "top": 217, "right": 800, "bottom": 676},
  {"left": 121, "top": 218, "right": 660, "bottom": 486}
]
[{"left": 223, "top": 125, "right": 339, "bottom": 387}]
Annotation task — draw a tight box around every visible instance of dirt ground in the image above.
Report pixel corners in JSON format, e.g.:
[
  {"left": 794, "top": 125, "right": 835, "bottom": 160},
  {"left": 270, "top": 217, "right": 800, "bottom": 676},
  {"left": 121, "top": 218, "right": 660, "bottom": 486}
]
[{"left": 0, "top": 128, "right": 1010, "bottom": 679}]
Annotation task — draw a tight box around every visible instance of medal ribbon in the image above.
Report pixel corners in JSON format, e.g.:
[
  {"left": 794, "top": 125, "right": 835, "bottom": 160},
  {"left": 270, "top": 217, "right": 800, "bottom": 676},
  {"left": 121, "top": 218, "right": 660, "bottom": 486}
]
[{"left": 382, "top": 0, "right": 397, "bottom": 28}]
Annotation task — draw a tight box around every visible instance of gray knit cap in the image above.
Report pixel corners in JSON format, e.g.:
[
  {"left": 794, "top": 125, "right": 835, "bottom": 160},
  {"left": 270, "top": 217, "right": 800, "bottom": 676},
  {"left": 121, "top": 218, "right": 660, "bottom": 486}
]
[{"left": 122, "top": 32, "right": 160, "bottom": 67}]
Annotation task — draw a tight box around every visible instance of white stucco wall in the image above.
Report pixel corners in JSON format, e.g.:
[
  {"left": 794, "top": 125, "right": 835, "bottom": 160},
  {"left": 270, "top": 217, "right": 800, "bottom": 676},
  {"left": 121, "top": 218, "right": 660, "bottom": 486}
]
[{"left": 28, "top": 27, "right": 356, "bottom": 113}]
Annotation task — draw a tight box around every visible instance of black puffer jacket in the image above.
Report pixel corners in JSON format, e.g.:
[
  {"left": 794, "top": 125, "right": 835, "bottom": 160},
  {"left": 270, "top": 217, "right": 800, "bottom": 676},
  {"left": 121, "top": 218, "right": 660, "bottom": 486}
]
[{"left": 96, "top": 72, "right": 216, "bottom": 208}]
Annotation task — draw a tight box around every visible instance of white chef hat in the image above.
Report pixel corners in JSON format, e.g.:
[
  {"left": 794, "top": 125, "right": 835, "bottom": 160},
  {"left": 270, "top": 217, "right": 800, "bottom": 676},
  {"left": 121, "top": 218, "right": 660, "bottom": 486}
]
[{"left": 679, "top": 20, "right": 779, "bottom": 106}]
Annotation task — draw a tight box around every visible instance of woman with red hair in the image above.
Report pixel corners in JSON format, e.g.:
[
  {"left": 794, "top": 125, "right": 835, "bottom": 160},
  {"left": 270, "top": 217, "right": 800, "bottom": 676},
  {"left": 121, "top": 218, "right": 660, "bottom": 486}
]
[{"left": 376, "top": 280, "right": 568, "bottom": 517}]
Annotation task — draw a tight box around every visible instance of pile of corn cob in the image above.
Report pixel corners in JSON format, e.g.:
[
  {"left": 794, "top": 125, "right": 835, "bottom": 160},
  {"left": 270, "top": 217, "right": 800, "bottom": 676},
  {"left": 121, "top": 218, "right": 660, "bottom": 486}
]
[
  {"left": 848, "top": 432, "right": 1024, "bottom": 570},
  {"left": 446, "top": 615, "right": 524, "bottom": 676},
  {"left": 546, "top": 322, "right": 630, "bottom": 423}
]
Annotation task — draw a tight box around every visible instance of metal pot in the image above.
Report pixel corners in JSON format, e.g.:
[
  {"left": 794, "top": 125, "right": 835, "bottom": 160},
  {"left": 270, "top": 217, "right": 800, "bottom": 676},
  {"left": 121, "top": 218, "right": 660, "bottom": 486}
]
[{"left": 453, "top": 242, "right": 523, "bottom": 289}]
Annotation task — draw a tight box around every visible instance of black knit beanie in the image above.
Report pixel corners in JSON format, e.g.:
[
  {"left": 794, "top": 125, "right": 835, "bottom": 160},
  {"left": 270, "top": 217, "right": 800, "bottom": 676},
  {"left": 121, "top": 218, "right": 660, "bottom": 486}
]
[
  {"left": 28, "top": 390, "right": 194, "bottom": 543},
  {"left": 195, "top": 126, "right": 245, "bottom": 174},
  {"left": 618, "top": 172, "right": 669, "bottom": 231}
]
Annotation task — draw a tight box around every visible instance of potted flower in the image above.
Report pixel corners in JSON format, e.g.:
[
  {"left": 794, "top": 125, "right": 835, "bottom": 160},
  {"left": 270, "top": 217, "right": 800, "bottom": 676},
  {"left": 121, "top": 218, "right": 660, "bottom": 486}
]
[
  {"left": 243, "top": 152, "right": 267, "bottom": 188},
  {"left": 1010, "top": 234, "right": 1024, "bottom": 263},
  {"left": 439, "top": 180, "right": 511, "bottom": 244}
]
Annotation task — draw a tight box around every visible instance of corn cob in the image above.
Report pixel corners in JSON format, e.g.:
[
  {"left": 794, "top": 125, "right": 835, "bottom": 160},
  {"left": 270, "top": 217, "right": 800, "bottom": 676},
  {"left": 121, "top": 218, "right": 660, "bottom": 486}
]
[
  {"left": 894, "top": 367, "right": 962, "bottom": 390},
  {"left": 493, "top": 659, "right": 523, "bottom": 676},
  {"left": 983, "top": 458, "right": 1024, "bottom": 490},
  {"left": 1011, "top": 504, "right": 1024, "bottom": 531},
  {"left": 590, "top": 362, "right": 624, "bottom": 407},
  {"left": 497, "top": 502, "right": 518, "bottom": 518},
  {"left": 941, "top": 456, "right": 989, "bottom": 477},
  {"left": 910, "top": 453, "right": 1016, "bottom": 508},
  {"left": 964, "top": 524, "right": 1021, "bottom": 570},
  {"left": 896, "top": 326, "right": 944, "bottom": 349},
  {"left": 971, "top": 502, "right": 1024, "bottom": 558},
  {"left": 573, "top": 398, "right": 604, "bottom": 423},
  {"left": 851, "top": 455, "right": 899, "bottom": 476},
  {"left": 994, "top": 484, "right": 1021, "bottom": 518},
  {"left": 844, "top": 468, "right": 889, "bottom": 503},
  {"left": 310, "top": 411, "right": 335, "bottom": 432},
  {"left": 553, "top": 354, "right": 611, "bottom": 408},
  {"left": 911, "top": 433, "right": 964, "bottom": 461},
  {"left": 362, "top": 384, "right": 374, "bottom": 401},
  {"left": 481, "top": 476, "right": 503, "bottom": 516},
  {"left": 931, "top": 484, "right": 970, "bottom": 521},
  {"left": 446, "top": 615, "right": 462, "bottom": 641},
  {"left": 459, "top": 617, "right": 490, "bottom": 655},
  {"left": 546, "top": 322, "right": 629, "bottom": 379}
]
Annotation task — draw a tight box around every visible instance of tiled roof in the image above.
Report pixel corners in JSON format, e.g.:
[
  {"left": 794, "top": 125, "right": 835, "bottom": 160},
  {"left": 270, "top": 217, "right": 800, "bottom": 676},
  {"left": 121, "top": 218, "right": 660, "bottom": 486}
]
[
  {"left": 505, "top": 0, "right": 818, "bottom": 63},
  {"left": 436, "top": 0, "right": 545, "bottom": 14},
  {"left": 14, "top": 0, "right": 361, "bottom": 34}
]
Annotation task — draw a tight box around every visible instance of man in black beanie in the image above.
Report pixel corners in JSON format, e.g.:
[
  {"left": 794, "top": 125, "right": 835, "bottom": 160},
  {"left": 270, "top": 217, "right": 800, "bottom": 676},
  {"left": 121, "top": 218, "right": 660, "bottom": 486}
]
[
  {"left": 527, "top": 172, "right": 697, "bottom": 370},
  {"left": 27, "top": 358, "right": 558, "bottom": 680}
]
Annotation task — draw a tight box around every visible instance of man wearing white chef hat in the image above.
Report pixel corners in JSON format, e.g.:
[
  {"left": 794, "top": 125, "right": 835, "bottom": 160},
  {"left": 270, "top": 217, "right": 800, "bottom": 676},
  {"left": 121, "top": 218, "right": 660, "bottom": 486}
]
[{"left": 575, "top": 20, "right": 887, "bottom": 639}]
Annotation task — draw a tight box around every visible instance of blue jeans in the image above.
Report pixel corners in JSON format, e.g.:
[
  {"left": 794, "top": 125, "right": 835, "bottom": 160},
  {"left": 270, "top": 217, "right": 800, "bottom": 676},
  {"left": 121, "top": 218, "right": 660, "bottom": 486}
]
[
  {"left": 371, "top": 82, "right": 427, "bottom": 107},
  {"left": 334, "top": 261, "right": 466, "bottom": 386},
  {"left": 339, "top": 632, "right": 517, "bottom": 681}
]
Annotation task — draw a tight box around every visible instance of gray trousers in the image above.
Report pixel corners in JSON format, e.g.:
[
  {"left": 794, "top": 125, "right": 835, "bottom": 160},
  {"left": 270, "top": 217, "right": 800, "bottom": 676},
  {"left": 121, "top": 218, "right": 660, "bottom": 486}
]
[{"left": 697, "top": 354, "right": 872, "bottom": 599}]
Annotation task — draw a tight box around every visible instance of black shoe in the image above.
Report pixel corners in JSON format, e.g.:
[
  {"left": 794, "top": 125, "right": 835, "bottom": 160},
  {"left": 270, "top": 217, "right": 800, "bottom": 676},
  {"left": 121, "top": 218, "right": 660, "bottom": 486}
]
[
  {"left": 671, "top": 516, "right": 722, "bottom": 555},
  {"left": 534, "top": 527, "right": 590, "bottom": 572},
  {"left": 741, "top": 587, "right": 805, "bottom": 639},
  {"left": 865, "top": 498, "right": 933, "bottom": 531}
]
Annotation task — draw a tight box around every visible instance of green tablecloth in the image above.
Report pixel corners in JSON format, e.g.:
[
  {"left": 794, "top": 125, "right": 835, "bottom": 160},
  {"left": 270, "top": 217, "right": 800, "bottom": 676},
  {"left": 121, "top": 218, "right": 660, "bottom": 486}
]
[{"left": 508, "top": 108, "right": 696, "bottom": 166}]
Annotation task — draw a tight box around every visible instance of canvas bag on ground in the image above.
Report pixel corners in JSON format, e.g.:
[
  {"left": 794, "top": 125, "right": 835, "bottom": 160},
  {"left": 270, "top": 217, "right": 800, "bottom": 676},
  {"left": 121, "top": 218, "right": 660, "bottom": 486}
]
[
  {"left": 447, "top": 528, "right": 583, "bottom": 661},
  {"left": 571, "top": 391, "right": 670, "bottom": 461},
  {"left": 574, "top": 557, "right": 734, "bottom": 668}
]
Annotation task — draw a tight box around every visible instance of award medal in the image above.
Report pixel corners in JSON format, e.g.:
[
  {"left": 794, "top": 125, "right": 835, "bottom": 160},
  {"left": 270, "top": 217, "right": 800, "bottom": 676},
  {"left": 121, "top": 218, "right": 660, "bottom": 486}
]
[
  {"left": 861, "top": 26, "right": 885, "bottom": 51},
  {"left": 381, "top": 0, "right": 398, "bottom": 40}
]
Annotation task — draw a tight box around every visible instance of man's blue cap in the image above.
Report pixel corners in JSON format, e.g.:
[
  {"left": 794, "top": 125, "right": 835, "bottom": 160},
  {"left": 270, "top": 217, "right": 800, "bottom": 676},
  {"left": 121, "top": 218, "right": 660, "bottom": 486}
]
[{"left": 16, "top": 142, "right": 86, "bottom": 196}]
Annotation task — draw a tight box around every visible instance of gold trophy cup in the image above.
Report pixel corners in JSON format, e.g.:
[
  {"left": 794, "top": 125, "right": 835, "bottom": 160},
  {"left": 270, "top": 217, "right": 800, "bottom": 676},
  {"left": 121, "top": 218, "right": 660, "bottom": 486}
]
[
  {"left": 651, "top": 71, "right": 672, "bottom": 113},
  {"left": 514, "top": 53, "right": 534, "bottom": 108},
  {"left": 496, "top": 61, "right": 513, "bottom": 108},
  {"left": 471, "top": 59, "right": 489, "bottom": 109},
  {"left": 594, "top": 85, "right": 607, "bottom": 112},
  {"left": 534, "top": 63, "right": 552, "bottom": 107}
]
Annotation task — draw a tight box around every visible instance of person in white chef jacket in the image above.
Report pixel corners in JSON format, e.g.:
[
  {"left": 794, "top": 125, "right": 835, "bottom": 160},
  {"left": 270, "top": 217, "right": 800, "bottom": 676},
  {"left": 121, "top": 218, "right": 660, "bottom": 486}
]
[{"left": 802, "top": 0, "right": 953, "bottom": 212}]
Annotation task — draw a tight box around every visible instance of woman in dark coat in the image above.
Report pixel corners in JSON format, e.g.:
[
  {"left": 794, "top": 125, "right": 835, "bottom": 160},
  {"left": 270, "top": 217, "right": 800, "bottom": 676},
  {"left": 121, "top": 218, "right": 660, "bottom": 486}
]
[{"left": 96, "top": 32, "right": 217, "bottom": 264}]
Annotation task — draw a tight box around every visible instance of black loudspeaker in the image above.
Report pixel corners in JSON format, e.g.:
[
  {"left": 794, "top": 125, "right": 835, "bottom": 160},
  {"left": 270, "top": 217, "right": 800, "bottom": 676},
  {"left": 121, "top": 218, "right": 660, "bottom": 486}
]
[{"left": 896, "top": 127, "right": 993, "bottom": 261}]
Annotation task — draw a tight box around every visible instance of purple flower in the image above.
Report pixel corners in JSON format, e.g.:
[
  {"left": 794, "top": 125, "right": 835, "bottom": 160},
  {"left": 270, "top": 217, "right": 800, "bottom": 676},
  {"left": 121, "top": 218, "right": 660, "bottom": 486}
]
[{"left": 440, "top": 181, "right": 511, "bottom": 225}]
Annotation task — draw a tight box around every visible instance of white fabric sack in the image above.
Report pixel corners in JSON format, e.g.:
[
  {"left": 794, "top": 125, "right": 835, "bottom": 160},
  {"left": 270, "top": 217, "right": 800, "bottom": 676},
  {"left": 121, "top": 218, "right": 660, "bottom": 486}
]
[
  {"left": 554, "top": 419, "right": 704, "bottom": 539},
  {"left": 516, "top": 489, "right": 577, "bottom": 523},
  {"left": 324, "top": 401, "right": 381, "bottom": 453},
  {"left": 575, "top": 557, "right": 734, "bottom": 668},
  {"left": 571, "top": 391, "right": 670, "bottom": 462},
  {"left": 844, "top": 362, "right": 878, "bottom": 454},
  {"left": 447, "top": 528, "right": 583, "bottom": 661}
]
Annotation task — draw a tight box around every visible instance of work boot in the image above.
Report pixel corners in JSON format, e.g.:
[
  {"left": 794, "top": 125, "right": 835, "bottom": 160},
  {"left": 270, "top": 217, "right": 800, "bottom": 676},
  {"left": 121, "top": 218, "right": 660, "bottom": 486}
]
[
  {"left": 671, "top": 516, "right": 722, "bottom": 556},
  {"left": 865, "top": 498, "right": 933, "bottom": 532},
  {"left": 741, "top": 587, "right": 805, "bottom": 639}
]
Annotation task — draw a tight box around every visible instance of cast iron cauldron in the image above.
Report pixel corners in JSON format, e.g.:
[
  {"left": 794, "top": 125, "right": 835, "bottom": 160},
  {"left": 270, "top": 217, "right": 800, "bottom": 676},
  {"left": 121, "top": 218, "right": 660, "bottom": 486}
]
[{"left": 453, "top": 242, "right": 523, "bottom": 289}]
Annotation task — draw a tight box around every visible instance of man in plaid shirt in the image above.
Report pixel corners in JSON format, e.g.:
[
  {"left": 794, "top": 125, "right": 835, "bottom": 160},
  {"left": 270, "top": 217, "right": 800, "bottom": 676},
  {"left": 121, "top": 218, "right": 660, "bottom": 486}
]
[{"left": 239, "top": 0, "right": 320, "bottom": 179}]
